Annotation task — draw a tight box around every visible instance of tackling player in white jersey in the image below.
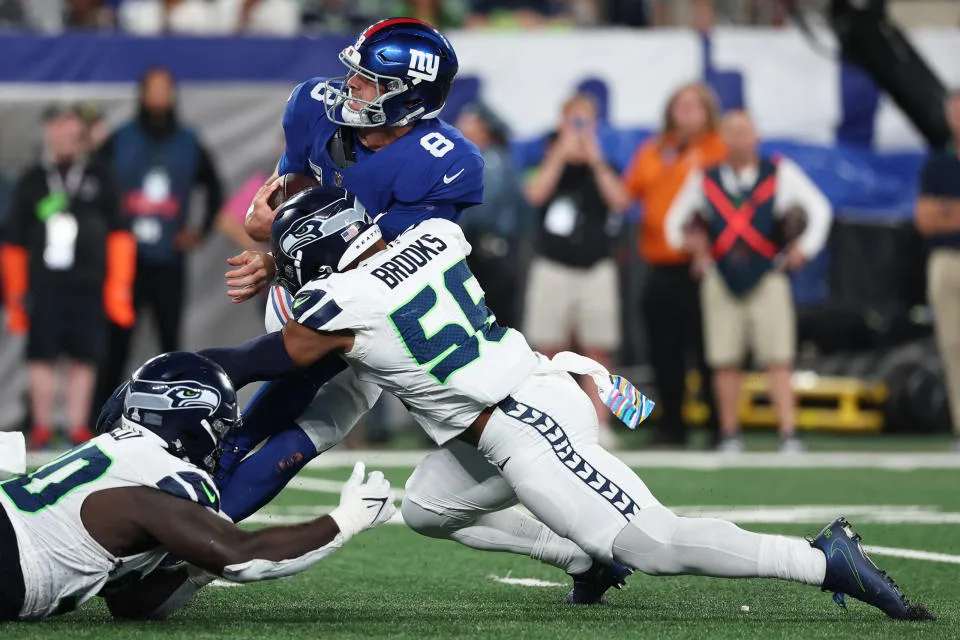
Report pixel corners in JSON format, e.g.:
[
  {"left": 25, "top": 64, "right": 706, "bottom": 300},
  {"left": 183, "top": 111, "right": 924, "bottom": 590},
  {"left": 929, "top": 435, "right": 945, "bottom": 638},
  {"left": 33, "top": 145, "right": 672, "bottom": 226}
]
[
  {"left": 0, "top": 352, "right": 394, "bottom": 622},
  {"left": 206, "top": 186, "right": 932, "bottom": 621}
]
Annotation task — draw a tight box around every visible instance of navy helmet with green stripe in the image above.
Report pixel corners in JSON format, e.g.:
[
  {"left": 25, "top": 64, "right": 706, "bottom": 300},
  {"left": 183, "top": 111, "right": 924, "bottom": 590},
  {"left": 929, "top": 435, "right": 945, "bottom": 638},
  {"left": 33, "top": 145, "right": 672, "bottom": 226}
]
[
  {"left": 118, "top": 352, "right": 240, "bottom": 474},
  {"left": 271, "top": 185, "right": 381, "bottom": 295}
]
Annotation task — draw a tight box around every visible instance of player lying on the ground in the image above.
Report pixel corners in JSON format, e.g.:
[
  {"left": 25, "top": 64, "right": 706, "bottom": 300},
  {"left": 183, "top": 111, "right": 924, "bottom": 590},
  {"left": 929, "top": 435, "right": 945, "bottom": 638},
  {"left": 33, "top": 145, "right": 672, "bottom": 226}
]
[
  {"left": 0, "top": 352, "right": 394, "bottom": 622},
  {"left": 208, "top": 16, "right": 632, "bottom": 604},
  {"left": 203, "top": 185, "right": 933, "bottom": 620}
]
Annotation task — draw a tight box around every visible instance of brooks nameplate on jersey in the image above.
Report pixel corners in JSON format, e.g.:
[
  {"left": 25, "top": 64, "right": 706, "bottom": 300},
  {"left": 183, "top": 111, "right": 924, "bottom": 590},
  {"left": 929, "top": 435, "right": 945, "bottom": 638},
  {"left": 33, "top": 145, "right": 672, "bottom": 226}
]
[
  {"left": 291, "top": 219, "right": 539, "bottom": 447},
  {"left": 370, "top": 231, "right": 449, "bottom": 290}
]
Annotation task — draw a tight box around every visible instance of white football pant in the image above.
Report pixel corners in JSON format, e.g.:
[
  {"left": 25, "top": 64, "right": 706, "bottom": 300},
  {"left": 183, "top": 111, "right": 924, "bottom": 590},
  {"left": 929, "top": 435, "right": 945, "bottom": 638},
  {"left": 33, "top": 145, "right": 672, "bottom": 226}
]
[
  {"left": 475, "top": 364, "right": 826, "bottom": 584},
  {"left": 268, "top": 285, "right": 595, "bottom": 574}
]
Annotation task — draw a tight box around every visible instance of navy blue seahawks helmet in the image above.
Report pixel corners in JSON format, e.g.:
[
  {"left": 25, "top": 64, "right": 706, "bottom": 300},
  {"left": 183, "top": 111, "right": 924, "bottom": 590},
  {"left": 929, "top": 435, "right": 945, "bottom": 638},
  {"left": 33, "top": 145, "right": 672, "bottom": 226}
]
[
  {"left": 326, "top": 17, "right": 458, "bottom": 128},
  {"left": 271, "top": 185, "right": 381, "bottom": 295},
  {"left": 121, "top": 352, "right": 240, "bottom": 474},
  {"left": 94, "top": 379, "right": 129, "bottom": 436}
]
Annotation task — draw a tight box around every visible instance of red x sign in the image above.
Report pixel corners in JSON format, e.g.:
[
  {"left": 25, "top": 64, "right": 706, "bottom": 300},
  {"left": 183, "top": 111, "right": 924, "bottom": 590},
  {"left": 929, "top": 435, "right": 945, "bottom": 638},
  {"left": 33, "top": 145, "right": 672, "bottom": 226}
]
[{"left": 703, "top": 173, "right": 779, "bottom": 260}]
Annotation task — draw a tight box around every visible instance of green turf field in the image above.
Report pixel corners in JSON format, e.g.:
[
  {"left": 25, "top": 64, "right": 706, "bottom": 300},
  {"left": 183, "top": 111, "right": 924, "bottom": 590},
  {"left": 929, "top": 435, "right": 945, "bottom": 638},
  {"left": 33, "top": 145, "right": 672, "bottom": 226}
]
[{"left": 7, "top": 453, "right": 960, "bottom": 639}]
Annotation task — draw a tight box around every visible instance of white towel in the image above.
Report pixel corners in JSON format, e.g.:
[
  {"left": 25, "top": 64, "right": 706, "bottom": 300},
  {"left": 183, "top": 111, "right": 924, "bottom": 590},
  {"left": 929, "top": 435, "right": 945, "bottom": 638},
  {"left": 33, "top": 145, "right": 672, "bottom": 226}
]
[
  {"left": 549, "top": 352, "right": 655, "bottom": 430},
  {"left": 0, "top": 431, "right": 27, "bottom": 480}
]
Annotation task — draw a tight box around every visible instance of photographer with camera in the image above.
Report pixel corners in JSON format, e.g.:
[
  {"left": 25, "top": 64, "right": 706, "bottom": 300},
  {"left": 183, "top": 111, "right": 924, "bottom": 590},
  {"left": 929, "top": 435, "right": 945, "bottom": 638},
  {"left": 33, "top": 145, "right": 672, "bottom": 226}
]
[{"left": 523, "top": 93, "right": 631, "bottom": 448}]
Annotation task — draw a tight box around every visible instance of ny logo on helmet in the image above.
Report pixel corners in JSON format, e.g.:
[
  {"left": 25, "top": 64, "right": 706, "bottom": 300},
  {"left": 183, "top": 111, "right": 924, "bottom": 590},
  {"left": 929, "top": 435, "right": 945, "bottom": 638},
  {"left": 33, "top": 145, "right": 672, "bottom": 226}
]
[
  {"left": 408, "top": 49, "right": 440, "bottom": 83},
  {"left": 280, "top": 219, "right": 326, "bottom": 256}
]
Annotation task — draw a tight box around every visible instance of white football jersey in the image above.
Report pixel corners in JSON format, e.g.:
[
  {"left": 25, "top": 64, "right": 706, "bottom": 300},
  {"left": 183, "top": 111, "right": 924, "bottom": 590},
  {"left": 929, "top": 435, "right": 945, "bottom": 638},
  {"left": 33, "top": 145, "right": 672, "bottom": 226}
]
[
  {"left": 0, "top": 428, "right": 225, "bottom": 620},
  {"left": 292, "top": 219, "right": 539, "bottom": 445}
]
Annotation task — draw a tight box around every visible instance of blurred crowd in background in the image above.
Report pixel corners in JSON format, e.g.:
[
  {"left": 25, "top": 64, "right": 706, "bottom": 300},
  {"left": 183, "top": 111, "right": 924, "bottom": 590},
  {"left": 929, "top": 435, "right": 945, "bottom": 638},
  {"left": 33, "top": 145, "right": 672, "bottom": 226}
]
[
  {"left": 0, "top": 68, "right": 228, "bottom": 449},
  {"left": 1, "top": 1, "right": 959, "bottom": 453},
  {"left": 4, "top": 0, "right": 958, "bottom": 33},
  {"left": 0, "top": 0, "right": 839, "bottom": 33}
]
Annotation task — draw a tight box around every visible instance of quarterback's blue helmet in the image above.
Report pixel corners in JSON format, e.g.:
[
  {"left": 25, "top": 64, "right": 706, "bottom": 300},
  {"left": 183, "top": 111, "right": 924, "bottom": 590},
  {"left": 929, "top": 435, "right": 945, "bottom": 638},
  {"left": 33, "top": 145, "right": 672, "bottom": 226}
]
[
  {"left": 121, "top": 352, "right": 240, "bottom": 474},
  {"left": 326, "top": 17, "right": 458, "bottom": 128},
  {"left": 271, "top": 185, "right": 381, "bottom": 295}
]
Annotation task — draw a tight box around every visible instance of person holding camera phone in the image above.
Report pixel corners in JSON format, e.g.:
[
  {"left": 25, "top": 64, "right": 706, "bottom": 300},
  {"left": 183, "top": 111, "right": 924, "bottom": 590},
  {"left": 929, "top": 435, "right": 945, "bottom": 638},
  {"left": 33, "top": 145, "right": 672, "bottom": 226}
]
[{"left": 523, "top": 93, "right": 631, "bottom": 448}]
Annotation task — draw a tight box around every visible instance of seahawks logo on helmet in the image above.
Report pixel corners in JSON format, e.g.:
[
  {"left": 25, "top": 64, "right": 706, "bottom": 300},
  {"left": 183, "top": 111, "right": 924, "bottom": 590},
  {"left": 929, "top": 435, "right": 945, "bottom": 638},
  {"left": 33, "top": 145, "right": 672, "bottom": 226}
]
[
  {"left": 280, "top": 219, "right": 327, "bottom": 256},
  {"left": 126, "top": 380, "right": 222, "bottom": 416},
  {"left": 165, "top": 383, "right": 222, "bottom": 411}
]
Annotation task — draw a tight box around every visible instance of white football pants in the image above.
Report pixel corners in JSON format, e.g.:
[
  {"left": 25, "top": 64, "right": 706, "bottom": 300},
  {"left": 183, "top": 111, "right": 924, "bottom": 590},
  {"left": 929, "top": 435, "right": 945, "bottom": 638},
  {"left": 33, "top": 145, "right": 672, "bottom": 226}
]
[
  {"left": 268, "top": 286, "right": 594, "bottom": 574},
  {"left": 475, "top": 366, "right": 825, "bottom": 584}
]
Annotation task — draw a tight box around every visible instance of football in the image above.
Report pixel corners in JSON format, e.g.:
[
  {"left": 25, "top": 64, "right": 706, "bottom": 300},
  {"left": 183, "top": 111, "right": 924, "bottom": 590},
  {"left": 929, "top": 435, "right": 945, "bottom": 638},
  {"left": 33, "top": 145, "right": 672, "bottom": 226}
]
[
  {"left": 267, "top": 173, "right": 320, "bottom": 210},
  {"left": 776, "top": 205, "right": 807, "bottom": 247}
]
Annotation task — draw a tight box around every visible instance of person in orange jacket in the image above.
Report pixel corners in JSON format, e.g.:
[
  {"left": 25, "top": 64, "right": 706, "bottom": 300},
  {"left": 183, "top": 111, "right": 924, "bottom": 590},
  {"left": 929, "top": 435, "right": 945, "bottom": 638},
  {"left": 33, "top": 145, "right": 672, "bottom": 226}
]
[
  {"left": 1, "top": 104, "right": 135, "bottom": 449},
  {"left": 623, "top": 82, "right": 727, "bottom": 447}
]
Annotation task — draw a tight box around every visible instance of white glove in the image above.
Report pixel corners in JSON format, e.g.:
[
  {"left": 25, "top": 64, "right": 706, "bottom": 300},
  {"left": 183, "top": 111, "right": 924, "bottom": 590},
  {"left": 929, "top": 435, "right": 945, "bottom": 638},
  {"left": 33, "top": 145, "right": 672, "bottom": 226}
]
[
  {"left": 329, "top": 462, "right": 396, "bottom": 540},
  {"left": 0, "top": 431, "right": 26, "bottom": 480}
]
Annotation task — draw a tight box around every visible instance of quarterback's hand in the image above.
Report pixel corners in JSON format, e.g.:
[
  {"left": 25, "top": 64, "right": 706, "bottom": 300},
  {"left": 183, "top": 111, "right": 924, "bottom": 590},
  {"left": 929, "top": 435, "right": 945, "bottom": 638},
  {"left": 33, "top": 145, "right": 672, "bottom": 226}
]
[
  {"left": 245, "top": 180, "right": 281, "bottom": 242},
  {"left": 225, "top": 250, "right": 276, "bottom": 303},
  {"left": 329, "top": 462, "right": 395, "bottom": 540}
]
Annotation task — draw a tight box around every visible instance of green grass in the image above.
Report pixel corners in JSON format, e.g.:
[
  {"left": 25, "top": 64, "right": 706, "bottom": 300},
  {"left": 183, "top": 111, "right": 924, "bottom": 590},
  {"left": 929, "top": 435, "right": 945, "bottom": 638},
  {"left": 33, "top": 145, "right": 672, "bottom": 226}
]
[
  {"left": 7, "top": 463, "right": 960, "bottom": 639},
  {"left": 381, "top": 427, "right": 960, "bottom": 452}
]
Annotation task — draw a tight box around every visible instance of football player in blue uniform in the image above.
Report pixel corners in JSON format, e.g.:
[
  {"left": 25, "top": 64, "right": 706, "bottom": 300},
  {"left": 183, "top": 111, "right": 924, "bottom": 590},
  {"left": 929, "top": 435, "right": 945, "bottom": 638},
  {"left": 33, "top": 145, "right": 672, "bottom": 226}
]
[
  {"left": 247, "top": 17, "right": 484, "bottom": 244},
  {"left": 213, "top": 18, "right": 632, "bottom": 604}
]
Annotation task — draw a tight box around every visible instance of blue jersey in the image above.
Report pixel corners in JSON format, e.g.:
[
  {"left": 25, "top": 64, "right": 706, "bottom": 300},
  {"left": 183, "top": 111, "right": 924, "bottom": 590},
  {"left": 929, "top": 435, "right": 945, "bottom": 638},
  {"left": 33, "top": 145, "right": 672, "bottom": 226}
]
[{"left": 278, "top": 77, "right": 484, "bottom": 241}]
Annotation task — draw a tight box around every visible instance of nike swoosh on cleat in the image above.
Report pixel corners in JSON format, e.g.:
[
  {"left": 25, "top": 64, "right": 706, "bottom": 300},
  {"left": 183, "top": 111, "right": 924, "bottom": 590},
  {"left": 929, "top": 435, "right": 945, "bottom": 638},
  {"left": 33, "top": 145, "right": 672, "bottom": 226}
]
[
  {"left": 293, "top": 296, "right": 310, "bottom": 309},
  {"left": 443, "top": 169, "right": 465, "bottom": 184},
  {"left": 829, "top": 538, "right": 866, "bottom": 593},
  {"left": 363, "top": 497, "right": 389, "bottom": 521},
  {"left": 496, "top": 457, "right": 510, "bottom": 471}
]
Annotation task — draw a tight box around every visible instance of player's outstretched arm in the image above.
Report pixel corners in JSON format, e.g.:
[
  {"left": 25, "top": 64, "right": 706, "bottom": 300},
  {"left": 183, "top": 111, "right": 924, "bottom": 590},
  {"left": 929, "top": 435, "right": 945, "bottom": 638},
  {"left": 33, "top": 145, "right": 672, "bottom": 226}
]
[
  {"left": 102, "top": 463, "right": 392, "bottom": 619},
  {"left": 282, "top": 319, "right": 353, "bottom": 367},
  {"left": 199, "top": 320, "right": 352, "bottom": 388},
  {"left": 137, "top": 462, "right": 391, "bottom": 578}
]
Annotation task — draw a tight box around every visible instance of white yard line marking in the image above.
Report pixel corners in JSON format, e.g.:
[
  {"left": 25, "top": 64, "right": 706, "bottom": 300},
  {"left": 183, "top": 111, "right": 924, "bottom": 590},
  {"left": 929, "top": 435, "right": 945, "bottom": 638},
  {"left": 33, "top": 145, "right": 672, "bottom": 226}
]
[
  {"left": 671, "top": 505, "right": 960, "bottom": 525},
  {"left": 248, "top": 503, "right": 960, "bottom": 527},
  {"left": 280, "top": 478, "right": 960, "bottom": 525},
  {"left": 287, "top": 476, "right": 356, "bottom": 494},
  {"left": 246, "top": 506, "right": 405, "bottom": 526},
  {"left": 286, "top": 476, "right": 406, "bottom": 500},
  {"left": 864, "top": 546, "right": 960, "bottom": 565},
  {"left": 245, "top": 503, "right": 960, "bottom": 566},
  {"left": 291, "top": 450, "right": 960, "bottom": 470},
  {"left": 23, "top": 450, "right": 960, "bottom": 470},
  {"left": 487, "top": 572, "right": 566, "bottom": 588},
  {"left": 209, "top": 580, "right": 243, "bottom": 588}
]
